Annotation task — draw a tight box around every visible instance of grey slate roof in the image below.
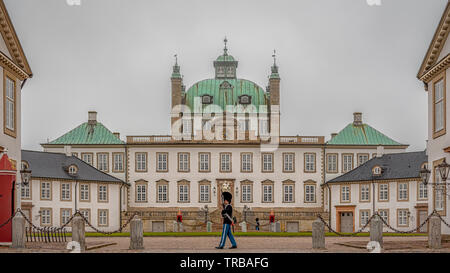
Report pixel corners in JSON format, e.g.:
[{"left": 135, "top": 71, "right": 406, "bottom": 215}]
[
  {"left": 326, "top": 151, "right": 427, "bottom": 183},
  {"left": 22, "top": 150, "right": 127, "bottom": 185}
]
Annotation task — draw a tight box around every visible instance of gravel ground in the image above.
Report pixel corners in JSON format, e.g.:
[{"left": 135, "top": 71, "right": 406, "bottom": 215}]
[{"left": 0, "top": 236, "right": 448, "bottom": 253}]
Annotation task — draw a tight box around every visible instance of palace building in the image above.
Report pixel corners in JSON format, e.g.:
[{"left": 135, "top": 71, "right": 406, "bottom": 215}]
[{"left": 40, "top": 40, "right": 408, "bottom": 232}]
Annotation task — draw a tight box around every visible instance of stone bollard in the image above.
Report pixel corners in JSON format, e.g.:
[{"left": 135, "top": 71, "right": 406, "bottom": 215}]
[
  {"left": 173, "top": 221, "right": 178, "bottom": 232},
  {"left": 269, "top": 222, "right": 275, "bottom": 232},
  {"left": 206, "top": 221, "right": 212, "bottom": 232},
  {"left": 178, "top": 222, "right": 184, "bottom": 232},
  {"left": 239, "top": 221, "right": 247, "bottom": 232},
  {"left": 129, "top": 216, "right": 144, "bottom": 250},
  {"left": 312, "top": 218, "right": 325, "bottom": 249},
  {"left": 428, "top": 215, "right": 441, "bottom": 249},
  {"left": 370, "top": 215, "right": 383, "bottom": 248},
  {"left": 72, "top": 215, "right": 86, "bottom": 251},
  {"left": 11, "top": 213, "right": 26, "bottom": 248}
]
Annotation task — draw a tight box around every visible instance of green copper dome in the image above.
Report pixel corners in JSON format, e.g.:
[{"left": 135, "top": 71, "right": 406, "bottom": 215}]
[
  {"left": 185, "top": 78, "right": 268, "bottom": 113},
  {"left": 216, "top": 54, "right": 236, "bottom": 62}
]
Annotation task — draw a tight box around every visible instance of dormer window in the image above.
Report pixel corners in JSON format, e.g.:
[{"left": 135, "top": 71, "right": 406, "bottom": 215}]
[
  {"left": 372, "top": 165, "right": 382, "bottom": 176},
  {"left": 239, "top": 95, "right": 251, "bottom": 105},
  {"left": 202, "top": 95, "right": 213, "bottom": 104},
  {"left": 68, "top": 164, "right": 78, "bottom": 176}
]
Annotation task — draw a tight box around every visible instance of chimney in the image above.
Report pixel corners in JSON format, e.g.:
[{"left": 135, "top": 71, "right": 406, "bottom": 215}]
[
  {"left": 376, "top": 145, "right": 384, "bottom": 158},
  {"left": 331, "top": 133, "right": 337, "bottom": 139},
  {"left": 88, "top": 111, "right": 97, "bottom": 126},
  {"left": 353, "top": 112, "right": 362, "bottom": 126},
  {"left": 64, "top": 145, "right": 72, "bottom": 157},
  {"left": 113, "top": 132, "right": 120, "bottom": 139}
]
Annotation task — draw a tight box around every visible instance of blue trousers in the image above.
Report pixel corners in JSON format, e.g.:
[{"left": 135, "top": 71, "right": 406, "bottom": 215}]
[{"left": 218, "top": 224, "right": 237, "bottom": 247}]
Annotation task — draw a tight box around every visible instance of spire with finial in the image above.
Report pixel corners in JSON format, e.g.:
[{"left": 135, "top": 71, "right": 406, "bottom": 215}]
[
  {"left": 223, "top": 37, "right": 228, "bottom": 56},
  {"left": 270, "top": 49, "right": 280, "bottom": 79},
  {"left": 171, "top": 53, "right": 182, "bottom": 79}
]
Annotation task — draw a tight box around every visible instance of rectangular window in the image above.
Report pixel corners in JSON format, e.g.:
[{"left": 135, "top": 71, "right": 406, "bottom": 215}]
[
  {"left": 262, "top": 184, "right": 273, "bottom": 202},
  {"left": 342, "top": 154, "right": 353, "bottom": 172},
  {"left": 21, "top": 183, "right": 31, "bottom": 199},
  {"left": 136, "top": 183, "right": 147, "bottom": 202},
  {"left": 182, "top": 118, "right": 192, "bottom": 135},
  {"left": 98, "top": 184, "right": 108, "bottom": 202},
  {"left": 199, "top": 153, "right": 210, "bottom": 172},
  {"left": 397, "top": 209, "right": 409, "bottom": 227},
  {"left": 157, "top": 153, "right": 168, "bottom": 172},
  {"left": 98, "top": 210, "right": 108, "bottom": 226},
  {"left": 379, "top": 184, "right": 389, "bottom": 201},
  {"left": 241, "top": 184, "right": 252, "bottom": 203},
  {"left": 434, "top": 78, "right": 445, "bottom": 134},
  {"left": 360, "top": 210, "right": 370, "bottom": 227},
  {"left": 305, "top": 184, "right": 316, "bottom": 203},
  {"left": 304, "top": 153, "right": 316, "bottom": 172},
  {"left": 178, "top": 153, "right": 189, "bottom": 172},
  {"left": 326, "top": 154, "right": 338, "bottom": 173},
  {"left": 4, "top": 75, "right": 15, "bottom": 134},
  {"left": 113, "top": 153, "right": 124, "bottom": 172},
  {"left": 378, "top": 210, "right": 389, "bottom": 224},
  {"left": 283, "top": 184, "right": 294, "bottom": 203},
  {"left": 434, "top": 168, "right": 445, "bottom": 211},
  {"left": 80, "top": 209, "right": 90, "bottom": 224},
  {"left": 357, "top": 154, "right": 369, "bottom": 166},
  {"left": 135, "top": 153, "right": 147, "bottom": 172},
  {"left": 97, "top": 153, "right": 109, "bottom": 172},
  {"left": 360, "top": 184, "right": 370, "bottom": 202},
  {"left": 178, "top": 184, "right": 189, "bottom": 202},
  {"left": 199, "top": 184, "right": 210, "bottom": 203},
  {"left": 341, "top": 185, "right": 350, "bottom": 202},
  {"left": 241, "top": 153, "right": 252, "bottom": 172},
  {"left": 40, "top": 181, "right": 51, "bottom": 200},
  {"left": 262, "top": 153, "right": 273, "bottom": 172},
  {"left": 61, "top": 183, "right": 71, "bottom": 201},
  {"left": 259, "top": 119, "right": 269, "bottom": 136},
  {"left": 61, "top": 209, "right": 71, "bottom": 226},
  {"left": 80, "top": 184, "right": 90, "bottom": 201},
  {"left": 40, "top": 208, "right": 52, "bottom": 226},
  {"left": 157, "top": 184, "right": 168, "bottom": 202},
  {"left": 220, "top": 153, "right": 231, "bottom": 172},
  {"left": 81, "top": 153, "right": 93, "bottom": 166},
  {"left": 283, "top": 153, "right": 294, "bottom": 172},
  {"left": 418, "top": 182, "right": 428, "bottom": 200},
  {"left": 398, "top": 182, "right": 408, "bottom": 201}
]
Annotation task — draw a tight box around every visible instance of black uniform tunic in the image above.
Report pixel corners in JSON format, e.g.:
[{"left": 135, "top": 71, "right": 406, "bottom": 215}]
[{"left": 221, "top": 204, "right": 233, "bottom": 225}]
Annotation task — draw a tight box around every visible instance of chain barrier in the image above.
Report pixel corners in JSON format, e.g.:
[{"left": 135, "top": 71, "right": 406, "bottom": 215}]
[
  {"left": 318, "top": 213, "right": 377, "bottom": 237},
  {"left": 75, "top": 210, "right": 138, "bottom": 235}
]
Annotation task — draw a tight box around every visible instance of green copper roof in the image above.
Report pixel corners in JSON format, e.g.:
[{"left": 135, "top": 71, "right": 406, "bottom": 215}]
[
  {"left": 327, "top": 123, "right": 404, "bottom": 146},
  {"left": 216, "top": 54, "right": 236, "bottom": 62},
  {"left": 185, "top": 79, "right": 268, "bottom": 113},
  {"left": 48, "top": 122, "right": 124, "bottom": 145}
]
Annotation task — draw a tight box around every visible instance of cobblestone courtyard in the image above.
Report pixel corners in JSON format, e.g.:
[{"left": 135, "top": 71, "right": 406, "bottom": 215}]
[{"left": 1, "top": 236, "right": 450, "bottom": 253}]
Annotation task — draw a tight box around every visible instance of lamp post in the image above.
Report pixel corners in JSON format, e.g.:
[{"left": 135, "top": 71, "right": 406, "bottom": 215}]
[{"left": 18, "top": 166, "right": 31, "bottom": 210}]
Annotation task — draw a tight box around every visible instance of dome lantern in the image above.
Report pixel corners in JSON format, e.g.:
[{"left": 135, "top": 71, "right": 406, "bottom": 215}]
[{"left": 214, "top": 37, "right": 238, "bottom": 79}]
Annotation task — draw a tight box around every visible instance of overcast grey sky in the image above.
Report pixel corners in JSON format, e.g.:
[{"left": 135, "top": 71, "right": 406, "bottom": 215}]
[{"left": 5, "top": 0, "right": 446, "bottom": 151}]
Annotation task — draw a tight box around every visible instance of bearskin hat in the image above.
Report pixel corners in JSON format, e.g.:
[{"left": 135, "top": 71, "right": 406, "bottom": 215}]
[{"left": 222, "top": 191, "right": 232, "bottom": 203}]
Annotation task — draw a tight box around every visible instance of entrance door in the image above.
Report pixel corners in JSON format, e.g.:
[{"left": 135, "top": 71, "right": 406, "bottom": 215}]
[
  {"left": 216, "top": 180, "right": 235, "bottom": 207},
  {"left": 340, "top": 212, "right": 353, "bottom": 233},
  {"left": 152, "top": 221, "right": 165, "bottom": 232},
  {"left": 286, "top": 222, "right": 299, "bottom": 233},
  {"left": 418, "top": 210, "right": 428, "bottom": 233}
]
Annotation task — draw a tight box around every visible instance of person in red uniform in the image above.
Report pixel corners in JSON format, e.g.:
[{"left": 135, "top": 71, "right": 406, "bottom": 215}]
[{"left": 216, "top": 192, "right": 237, "bottom": 249}]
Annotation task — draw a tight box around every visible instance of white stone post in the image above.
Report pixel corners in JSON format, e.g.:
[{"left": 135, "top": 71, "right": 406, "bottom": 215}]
[
  {"left": 129, "top": 216, "right": 144, "bottom": 250},
  {"left": 239, "top": 221, "right": 247, "bottom": 232},
  {"left": 11, "top": 213, "right": 25, "bottom": 248},
  {"left": 428, "top": 215, "right": 441, "bottom": 249},
  {"left": 207, "top": 221, "right": 212, "bottom": 232},
  {"left": 178, "top": 222, "right": 184, "bottom": 232},
  {"left": 72, "top": 215, "right": 85, "bottom": 251},
  {"left": 312, "top": 218, "right": 325, "bottom": 249},
  {"left": 370, "top": 215, "right": 383, "bottom": 248}
]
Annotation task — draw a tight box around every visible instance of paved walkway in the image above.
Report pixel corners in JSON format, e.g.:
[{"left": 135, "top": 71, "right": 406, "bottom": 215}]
[{"left": 1, "top": 236, "right": 449, "bottom": 253}]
